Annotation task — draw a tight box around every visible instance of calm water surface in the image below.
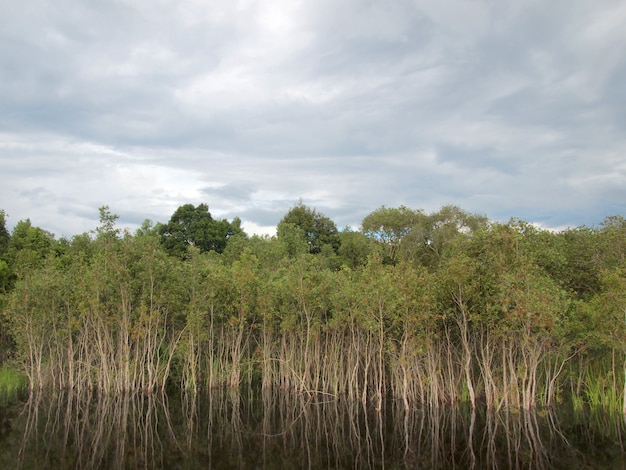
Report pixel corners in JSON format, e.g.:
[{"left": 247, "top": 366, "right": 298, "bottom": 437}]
[{"left": 1, "top": 389, "right": 625, "bottom": 469}]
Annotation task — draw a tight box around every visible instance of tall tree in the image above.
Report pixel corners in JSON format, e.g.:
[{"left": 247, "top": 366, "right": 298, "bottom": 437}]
[
  {"left": 401, "top": 205, "right": 488, "bottom": 268},
  {"left": 0, "top": 209, "right": 9, "bottom": 258},
  {"left": 338, "top": 229, "right": 377, "bottom": 269},
  {"left": 361, "top": 205, "right": 424, "bottom": 263},
  {"left": 6, "top": 219, "right": 55, "bottom": 279},
  {"left": 159, "top": 203, "right": 243, "bottom": 258},
  {"left": 278, "top": 202, "right": 340, "bottom": 255},
  {"left": 0, "top": 210, "right": 11, "bottom": 293},
  {"left": 96, "top": 205, "right": 120, "bottom": 239}
]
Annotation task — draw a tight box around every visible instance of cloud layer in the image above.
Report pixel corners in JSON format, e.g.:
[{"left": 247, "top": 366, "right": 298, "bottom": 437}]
[{"left": 1, "top": 0, "right": 625, "bottom": 237}]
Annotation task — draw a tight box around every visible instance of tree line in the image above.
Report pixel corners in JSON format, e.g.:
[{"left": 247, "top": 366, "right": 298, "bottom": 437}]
[{"left": 0, "top": 203, "right": 624, "bottom": 411}]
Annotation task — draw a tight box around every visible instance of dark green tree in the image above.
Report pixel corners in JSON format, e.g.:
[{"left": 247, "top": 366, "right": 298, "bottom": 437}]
[
  {"left": 557, "top": 226, "right": 602, "bottom": 300},
  {"left": 338, "top": 228, "right": 377, "bottom": 269},
  {"left": 6, "top": 219, "right": 55, "bottom": 278},
  {"left": 159, "top": 203, "right": 243, "bottom": 258},
  {"left": 0, "top": 210, "right": 11, "bottom": 293},
  {"left": 0, "top": 210, "right": 9, "bottom": 258},
  {"left": 278, "top": 202, "right": 340, "bottom": 254}
]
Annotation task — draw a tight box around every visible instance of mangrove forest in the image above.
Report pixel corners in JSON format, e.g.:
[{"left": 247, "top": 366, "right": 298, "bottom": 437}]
[{"left": 1, "top": 202, "right": 625, "bottom": 414}]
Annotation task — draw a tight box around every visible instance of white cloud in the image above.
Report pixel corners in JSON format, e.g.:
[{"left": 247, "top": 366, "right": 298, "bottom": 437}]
[{"left": 1, "top": 0, "right": 625, "bottom": 237}]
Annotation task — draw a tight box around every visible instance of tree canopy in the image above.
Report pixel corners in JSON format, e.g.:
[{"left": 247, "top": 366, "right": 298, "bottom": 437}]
[
  {"left": 0, "top": 210, "right": 9, "bottom": 257},
  {"left": 278, "top": 202, "right": 340, "bottom": 254},
  {"left": 159, "top": 203, "right": 244, "bottom": 258}
]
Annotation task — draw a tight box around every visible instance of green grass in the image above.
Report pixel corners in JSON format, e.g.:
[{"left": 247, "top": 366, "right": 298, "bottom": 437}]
[
  {"left": 583, "top": 375, "right": 622, "bottom": 414},
  {"left": 0, "top": 366, "right": 27, "bottom": 397},
  {"left": 571, "top": 394, "right": 584, "bottom": 413}
]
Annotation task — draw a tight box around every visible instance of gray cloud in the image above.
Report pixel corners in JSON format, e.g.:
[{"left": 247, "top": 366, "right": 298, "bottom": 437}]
[{"left": 1, "top": 0, "right": 625, "bottom": 237}]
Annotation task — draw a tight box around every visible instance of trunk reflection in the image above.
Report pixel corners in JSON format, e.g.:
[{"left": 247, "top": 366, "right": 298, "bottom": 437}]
[{"left": 8, "top": 389, "right": 626, "bottom": 469}]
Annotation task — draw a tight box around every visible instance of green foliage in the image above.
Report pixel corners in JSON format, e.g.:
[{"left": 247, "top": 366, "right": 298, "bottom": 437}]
[
  {"left": 0, "top": 366, "right": 27, "bottom": 397},
  {"left": 585, "top": 371, "right": 622, "bottom": 412},
  {"left": 582, "top": 269, "right": 626, "bottom": 353},
  {"left": 557, "top": 227, "right": 603, "bottom": 299},
  {"left": 0, "top": 210, "right": 9, "bottom": 257},
  {"left": 407, "top": 205, "right": 488, "bottom": 268},
  {"left": 362, "top": 205, "right": 487, "bottom": 267},
  {"left": 278, "top": 202, "right": 339, "bottom": 254},
  {"left": 159, "top": 203, "right": 243, "bottom": 258},
  {"left": 6, "top": 219, "right": 55, "bottom": 278},
  {"left": 276, "top": 222, "right": 308, "bottom": 258},
  {"left": 0, "top": 260, "right": 10, "bottom": 294},
  {"left": 362, "top": 205, "right": 423, "bottom": 263},
  {"left": 96, "top": 205, "right": 120, "bottom": 240},
  {"left": 2, "top": 203, "right": 626, "bottom": 410},
  {"left": 0, "top": 216, "right": 60, "bottom": 341},
  {"left": 338, "top": 229, "right": 378, "bottom": 269},
  {"left": 0, "top": 210, "right": 10, "bottom": 294},
  {"left": 135, "top": 219, "right": 163, "bottom": 237}
]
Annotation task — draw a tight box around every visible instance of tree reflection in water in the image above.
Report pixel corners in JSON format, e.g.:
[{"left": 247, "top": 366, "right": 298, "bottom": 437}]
[{"left": 6, "top": 389, "right": 626, "bottom": 469}]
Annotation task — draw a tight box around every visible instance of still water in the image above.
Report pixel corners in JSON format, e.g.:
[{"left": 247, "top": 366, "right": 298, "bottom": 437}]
[{"left": 1, "top": 388, "right": 625, "bottom": 469}]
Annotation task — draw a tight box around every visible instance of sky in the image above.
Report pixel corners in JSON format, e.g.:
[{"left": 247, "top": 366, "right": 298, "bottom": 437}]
[{"left": 1, "top": 0, "right": 625, "bottom": 238}]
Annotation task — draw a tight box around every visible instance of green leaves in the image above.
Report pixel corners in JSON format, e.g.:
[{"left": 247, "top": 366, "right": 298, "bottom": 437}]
[
  {"left": 2, "top": 202, "right": 626, "bottom": 407},
  {"left": 362, "top": 205, "right": 422, "bottom": 263},
  {"left": 362, "top": 205, "right": 488, "bottom": 267},
  {"left": 159, "top": 203, "right": 243, "bottom": 258},
  {"left": 278, "top": 202, "right": 339, "bottom": 255},
  {"left": 0, "top": 210, "right": 9, "bottom": 258}
]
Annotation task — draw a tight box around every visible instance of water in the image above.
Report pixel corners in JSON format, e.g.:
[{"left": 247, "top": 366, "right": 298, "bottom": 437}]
[{"left": 1, "top": 389, "right": 625, "bottom": 469}]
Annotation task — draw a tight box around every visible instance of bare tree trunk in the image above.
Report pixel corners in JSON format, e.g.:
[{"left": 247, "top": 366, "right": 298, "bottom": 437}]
[
  {"left": 623, "top": 309, "right": 626, "bottom": 415},
  {"left": 455, "top": 288, "right": 476, "bottom": 409},
  {"left": 545, "top": 348, "right": 578, "bottom": 408},
  {"left": 376, "top": 300, "right": 385, "bottom": 411},
  {"left": 622, "top": 356, "right": 626, "bottom": 415},
  {"left": 479, "top": 329, "right": 497, "bottom": 409}
]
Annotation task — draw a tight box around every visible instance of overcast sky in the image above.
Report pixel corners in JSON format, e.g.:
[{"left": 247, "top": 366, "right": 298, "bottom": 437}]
[{"left": 1, "top": 0, "right": 625, "bottom": 237}]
